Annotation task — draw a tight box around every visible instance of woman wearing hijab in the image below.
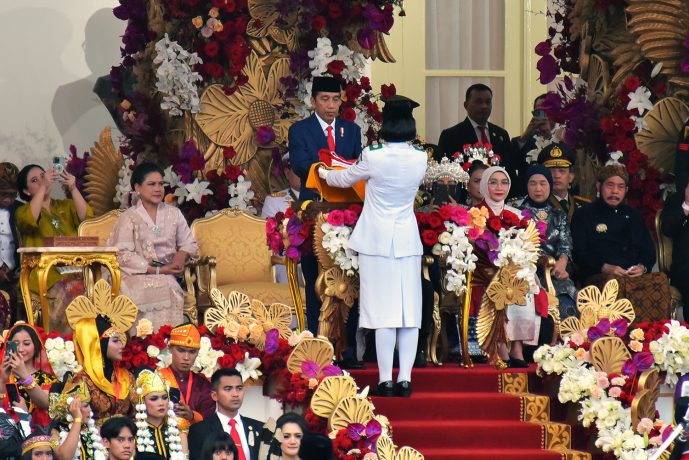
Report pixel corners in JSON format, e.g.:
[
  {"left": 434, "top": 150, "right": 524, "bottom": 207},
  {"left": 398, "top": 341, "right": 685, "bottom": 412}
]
[
  {"left": 66, "top": 283, "right": 137, "bottom": 422},
  {"left": 471, "top": 166, "right": 542, "bottom": 367},
  {"left": 519, "top": 164, "right": 577, "bottom": 320},
  {"left": 318, "top": 95, "right": 428, "bottom": 397}
]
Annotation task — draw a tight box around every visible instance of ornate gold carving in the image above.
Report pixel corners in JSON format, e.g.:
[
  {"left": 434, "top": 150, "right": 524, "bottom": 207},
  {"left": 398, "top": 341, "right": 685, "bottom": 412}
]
[
  {"left": 348, "top": 32, "right": 396, "bottom": 63},
  {"left": 428, "top": 292, "right": 441, "bottom": 366},
  {"left": 84, "top": 127, "right": 124, "bottom": 216},
  {"left": 587, "top": 54, "right": 611, "bottom": 104},
  {"left": 286, "top": 337, "right": 334, "bottom": 376},
  {"left": 589, "top": 336, "right": 631, "bottom": 374},
  {"left": 313, "top": 214, "right": 336, "bottom": 271},
  {"left": 193, "top": 52, "right": 295, "bottom": 169},
  {"left": 501, "top": 372, "right": 528, "bottom": 395},
  {"left": 376, "top": 435, "right": 424, "bottom": 460},
  {"left": 329, "top": 396, "right": 374, "bottom": 432},
  {"left": 66, "top": 279, "right": 137, "bottom": 332},
  {"left": 541, "top": 422, "right": 572, "bottom": 450},
  {"left": 205, "top": 290, "right": 253, "bottom": 332},
  {"left": 635, "top": 97, "right": 689, "bottom": 173},
  {"left": 560, "top": 279, "right": 635, "bottom": 339},
  {"left": 486, "top": 265, "right": 528, "bottom": 311},
  {"left": 631, "top": 368, "right": 662, "bottom": 427},
  {"left": 521, "top": 394, "right": 550, "bottom": 423},
  {"left": 310, "top": 376, "right": 358, "bottom": 419},
  {"left": 246, "top": 0, "right": 298, "bottom": 51},
  {"left": 250, "top": 299, "right": 292, "bottom": 339}
]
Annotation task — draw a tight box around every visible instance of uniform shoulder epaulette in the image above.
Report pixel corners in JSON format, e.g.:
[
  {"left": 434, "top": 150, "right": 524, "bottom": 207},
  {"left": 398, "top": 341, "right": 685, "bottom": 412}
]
[
  {"left": 369, "top": 143, "right": 384, "bottom": 150},
  {"left": 574, "top": 195, "right": 591, "bottom": 203},
  {"left": 270, "top": 191, "right": 288, "bottom": 197}
]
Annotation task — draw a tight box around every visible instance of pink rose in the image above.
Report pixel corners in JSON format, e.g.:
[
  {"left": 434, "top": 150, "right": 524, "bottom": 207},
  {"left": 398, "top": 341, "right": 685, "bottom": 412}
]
[
  {"left": 467, "top": 226, "right": 481, "bottom": 240},
  {"left": 327, "top": 210, "right": 345, "bottom": 226},
  {"left": 343, "top": 210, "right": 358, "bottom": 226},
  {"left": 610, "top": 376, "right": 626, "bottom": 386},
  {"left": 608, "top": 386, "right": 622, "bottom": 398},
  {"left": 451, "top": 207, "right": 470, "bottom": 226},
  {"left": 636, "top": 418, "right": 654, "bottom": 434},
  {"left": 590, "top": 386, "right": 603, "bottom": 400},
  {"left": 570, "top": 332, "right": 585, "bottom": 346},
  {"left": 595, "top": 372, "right": 609, "bottom": 389}
]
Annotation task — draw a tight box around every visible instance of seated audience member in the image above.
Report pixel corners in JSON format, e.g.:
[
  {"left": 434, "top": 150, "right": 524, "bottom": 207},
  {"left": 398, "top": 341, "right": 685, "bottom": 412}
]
[
  {"left": 0, "top": 162, "right": 21, "bottom": 326},
  {"left": 571, "top": 164, "right": 655, "bottom": 284},
  {"left": 100, "top": 416, "right": 136, "bottom": 460},
  {"left": 518, "top": 165, "right": 578, "bottom": 319},
  {"left": 107, "top": 162, "right": 199, "bottom": 330},
  {"left": 199, "top": 432, "right": 238, "bottom": 460},
  {"left": 20, "top": 431, "right": 54, "bottom": 460},
  {"left": 188, "top": 368, "right": 263, "bottom": 460},
  {"left": 538, "top": 143, "right": 590, "bottom": 225},
  {"left": 15, "top": 164, "right": 93, "bottom": 333},
  {"left": 511, "top": 94, "right": 551, "bottom": 165},
  {"left": 437, "top": 84, "right": 522, "bottom": 197},
  {"left": 158, "top": 323, "right": 215, "bottom": 429},
  {"left": 661, "top": 179, "right": 689, "bottom": 320}
]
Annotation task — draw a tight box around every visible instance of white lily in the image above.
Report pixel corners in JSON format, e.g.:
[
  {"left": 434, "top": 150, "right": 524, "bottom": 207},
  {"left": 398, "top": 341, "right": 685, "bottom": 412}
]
[
  {"left": 185, "top": 178, "right": 213, "bottom": 204},
  {"left": 627, "top": 86, "right": 653, "bottom": 116},
  {"left": 235, "top": 352, "right": 263, "bottom": 382}
]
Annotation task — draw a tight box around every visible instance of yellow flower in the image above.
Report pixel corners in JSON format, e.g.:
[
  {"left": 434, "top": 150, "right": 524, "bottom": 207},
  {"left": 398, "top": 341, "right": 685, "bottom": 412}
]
[
  {"left": 192, "top": 16, "right": 203, "bottom": 29},
  {"left": 120, "top": 99, "right": 131, "bottom": 110},
  {"left": 575, "top": 347, "right": 588, "bottom": 361},
  {"left": 237, "top": 325, "right": 250, "bottom": 341},
  {"left": 209, "top": 7, "right": 219, "bottom": 18},
  {"left": 629, "top": 340, "right": 643, "bottom": 352},
  {"left": 213, "top": 21, "right": 223, "bottom": 33},
  {"left": 630, "top": 328, "right": 645, "bottom": 341},
  {"left": 249, "top": 323, "right": 263, "bottom": 341},
  {"left": 135, "top": 319, "right": 153, "bottom": 338}
]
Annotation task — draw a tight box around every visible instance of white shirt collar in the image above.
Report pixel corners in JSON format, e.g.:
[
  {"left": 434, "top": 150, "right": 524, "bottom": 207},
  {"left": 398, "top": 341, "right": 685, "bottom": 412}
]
[
  {"left": 553, "top": 192, "right": 569, "bottom": 201},
  {"left": 315, "top": 113, "right": 336, "bottom": 133},
  {"left": 467, "top": 116, "right": 488, "bottom": 129},
  {"left": 216, "top": 412, "right": 250, "bottom": 459}
]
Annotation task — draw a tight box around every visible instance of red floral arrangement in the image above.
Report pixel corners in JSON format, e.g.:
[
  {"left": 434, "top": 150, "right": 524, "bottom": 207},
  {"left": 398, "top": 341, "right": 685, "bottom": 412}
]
[{"left": 415, "top": 210, "right": 447, "bottom": 250}]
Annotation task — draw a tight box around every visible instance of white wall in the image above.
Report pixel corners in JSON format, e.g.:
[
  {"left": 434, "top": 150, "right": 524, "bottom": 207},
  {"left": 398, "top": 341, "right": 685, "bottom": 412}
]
[{"left": 0, "top": 1, "right": 124, "bottom": 168}]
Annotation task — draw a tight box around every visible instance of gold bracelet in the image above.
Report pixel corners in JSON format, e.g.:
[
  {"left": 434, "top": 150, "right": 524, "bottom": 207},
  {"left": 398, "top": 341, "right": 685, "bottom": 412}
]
[
  {"left": 22, "top": 380, "right": 38, "bottom": 391},
  {"left": 73, "top": 418, "right": 83, "bottom": 424}
]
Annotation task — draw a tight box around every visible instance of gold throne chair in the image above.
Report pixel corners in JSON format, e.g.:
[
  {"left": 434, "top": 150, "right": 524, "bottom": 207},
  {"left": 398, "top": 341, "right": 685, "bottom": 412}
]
[{"left": 188, "top": 209, "right": 306, "bottom": 329}]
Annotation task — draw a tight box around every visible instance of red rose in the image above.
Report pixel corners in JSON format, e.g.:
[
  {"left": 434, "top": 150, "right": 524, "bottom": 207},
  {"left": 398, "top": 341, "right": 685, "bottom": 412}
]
[
  {"left": 348, "top": 204, "right": 362, "bottom": 214},
  {"left": 311, "top": 15, "right": 326, "bottom": 32},
  {"left": 341, "top": 107, "right": 356, "bottom": 122},
  {"left": 359, "top": 76, "right": 371, "bottom": 91},
  {"left": 380, "top": 83, "right": 396, "bottom": 100},
  {"left": 132, "top": 353, "right": 148, "bottom": 368},
  {"left": 421, "top": 230, "right": 439, "bottom": 246},
  {"left": 203, "top": 62, "right": 224, "bottom": 79},
  {"left": 623, "top": 75, "right": 641, "bottom": 93},
  {"left": 212, "top": 0, "right": 235, "bottom": 13},
  {"left": 223, "top": 147, "right": 236, "bottom": 159},
  {"left": 224, "top": 165, "right": 242, "bottom": 181},
  {"left": 344, "top": 84, "right": 362, "bottom": 102},
  {"left": 204, "top": 41, "right": 220, "bottom": 58},
  {"left": 427, "top": 214, "right": 443, "bottom": 230},
  {"left": 327, "top": 60, "right": 346, "bottom": 76},
  {"left": 488, "top": 216, "right": 502, "bottom": 232},
  {"left": 438, "top": 205, "right": 452, "bottom": 221}
]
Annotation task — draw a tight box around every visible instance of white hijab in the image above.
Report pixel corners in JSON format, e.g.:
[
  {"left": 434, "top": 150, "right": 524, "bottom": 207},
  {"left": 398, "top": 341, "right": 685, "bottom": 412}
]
[{"left": 479, "top": 166, "right": 511, "bottom": 215}]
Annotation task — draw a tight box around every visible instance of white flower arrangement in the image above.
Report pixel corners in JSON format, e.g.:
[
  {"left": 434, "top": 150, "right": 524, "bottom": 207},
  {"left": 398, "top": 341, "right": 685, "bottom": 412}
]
[
  {"left": 114, "top": 157, "right": 135, "bottom": 207},
  {"left": 191, "top": 336, "right": 224, "bottom": 379},
  {"left": 320, "top": 221, "right": 359, "bottom": 276},
  {"left": 235, "top": 352, "right": 263, "bottom": 382},
  {"left": 58, "top": 406, "right": 106, "bottom": 460},
  {"left": 228, "top": 175, "right": 256, "bottom": 215},
  {"left": 649, "top": 320, "right": 689, "bottom": 386},
  {"left": 533, "top": 343, "right": 579, "bottom": 375},
  {"left": 431, "top": 223, "right": 477, "bottom": 295},
  {"left": 45, "top": 337, "right": 81, "bottom": 380},
  {"left": 494, "top": 226, "right": 541, "bottom": 292},
  {"left": 153, "top": 33, "right": 203, "bottom": 116},
  {"left": 557, "top": 364, "right": 597, "bottom": 403}
]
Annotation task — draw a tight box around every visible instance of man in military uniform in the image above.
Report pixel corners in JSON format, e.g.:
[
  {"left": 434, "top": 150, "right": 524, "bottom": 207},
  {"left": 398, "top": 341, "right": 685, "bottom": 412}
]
[
  {"left": 538, "top": 142, "right": 590, "bottom": 225},
  {"left": 260, "top": 153, "right": 300, "bottom": 220}
]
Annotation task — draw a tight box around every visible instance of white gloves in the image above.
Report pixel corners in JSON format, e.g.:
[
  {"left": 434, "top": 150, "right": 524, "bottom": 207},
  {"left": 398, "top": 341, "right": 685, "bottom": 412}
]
[{"left": 318, "top": 167, "right": 330, "bottom": 179}]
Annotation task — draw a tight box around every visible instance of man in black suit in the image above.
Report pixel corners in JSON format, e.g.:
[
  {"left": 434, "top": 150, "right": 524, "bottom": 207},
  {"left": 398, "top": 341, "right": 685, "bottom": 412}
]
[
  {"left": 188, "top": 368, "right": 263, "bottom": 460},
  {"left": 437, "top": 83, "right": 522, "bottom": 197}
]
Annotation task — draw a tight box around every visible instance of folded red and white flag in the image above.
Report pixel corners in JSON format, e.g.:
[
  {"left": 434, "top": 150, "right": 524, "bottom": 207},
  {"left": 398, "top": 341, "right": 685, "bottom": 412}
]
[{"left": 318, "top": 149, "right": 356, "bottom": 168}]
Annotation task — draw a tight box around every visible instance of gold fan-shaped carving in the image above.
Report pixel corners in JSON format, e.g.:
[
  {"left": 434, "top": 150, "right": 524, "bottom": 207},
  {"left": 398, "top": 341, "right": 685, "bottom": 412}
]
[
  {"left": 310, "top": 376, "right": 358, "bottom": 419},
  {"left": 626, "top": 0, "right": 689, "bottom": 91},
  {"left": 485, "top": 265, "right": 528, "bottom": 312},
  {"left": 66, "top": 279, "right": 138, "bottom": 332},
  {"left": 348, "top": 31, "right": 396, "bottom": 63},
  {"left": 587, "top": 54, "right": 611, "bottom": 104},
  {"left": 559, "top": 279, "right": 635, "bottom": 339},
  {"left": 323, "top": 267, "right": 358, "bottom": 307},
  {"left": 286, "top": 337, "right": 334, "bottom": 375},
  {"left": 631, "top": 368, "right": 662, "bottom": 427},
  {"left": 635, "top": 97, "right": 689, "bottom": 173},
  {"left": 313, "top": 214, "right": 336, "bottom": 271},
  {"left": 204, "top": 290, "right": 253, "bottom": 333},
  {"left": 376, "top": 435, "right": 424, "bottom": 460},
  {"left": 329, "top": 396, "right": 374, "bottom": 431},
  {"left": 84, "top": 127, "right": 123, "bottom": 216},
  {"left": 589, "top": 337, "right": 631, "bottom": 374},
  {"left": 250, "top": 299, "right": 292, "bottom": 339},
  {"left": 610, "top": 39, "right": 644, "bottom": 93},
  {"left": 246, "top": 0, "right": 298, "bottom": 51}
]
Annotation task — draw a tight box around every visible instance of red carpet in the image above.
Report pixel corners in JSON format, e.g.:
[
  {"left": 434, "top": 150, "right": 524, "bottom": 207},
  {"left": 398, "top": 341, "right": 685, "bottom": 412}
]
[{"left": 349, "top": 365, "right": 590, "bottom": 460}]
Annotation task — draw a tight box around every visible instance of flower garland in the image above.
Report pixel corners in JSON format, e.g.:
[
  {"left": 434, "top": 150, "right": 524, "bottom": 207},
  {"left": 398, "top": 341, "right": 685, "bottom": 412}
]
[
  {"left": 134, "top": 396, "right": 184, "bottom": 460},
  {"left": 320, "top": 206, "right": 362, "bottom": 276},
  {"left": 44, "top": 337, "right": 81, "bottom": 380},
  {"left": 153, "top": 34, "right": 203, "bottom": 116},
  {"left": 58, "top": 408, "right": 107, "bottom": 460}
]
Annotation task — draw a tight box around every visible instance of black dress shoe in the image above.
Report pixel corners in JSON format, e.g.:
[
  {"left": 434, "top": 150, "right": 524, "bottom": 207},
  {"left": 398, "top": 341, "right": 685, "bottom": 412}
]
[
  {"left": 394, "top": 381, "right": 412, "bottom": 397},
  {"left": 507, "top": 358, "right": 529, "bottom": 368},
  {"left": 338, "top": 358, "right": 365, "bottom": 370},
  {"left": 413, "top": 350, "right": 427, "bottom": 368},
  {"left": 372, "top": 380, "right": 394, "bottom": 397}
]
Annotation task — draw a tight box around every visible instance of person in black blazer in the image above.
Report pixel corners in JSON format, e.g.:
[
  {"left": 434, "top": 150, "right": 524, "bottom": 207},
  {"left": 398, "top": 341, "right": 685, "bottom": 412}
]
[
  {"left": 0, "top": 162, "right": 21, "bottom": 324},
  {"left": 436, "top": 84, "right": 522, "bottom": 197},
  {"left": 661, "top": 179, "right": 689, "bottom": 321},
  {"left": 510, "top": 94, "right": 551, "bottom": 168},
  {"left": 188, "top": 368, "right": 263, "bottom": 460}
]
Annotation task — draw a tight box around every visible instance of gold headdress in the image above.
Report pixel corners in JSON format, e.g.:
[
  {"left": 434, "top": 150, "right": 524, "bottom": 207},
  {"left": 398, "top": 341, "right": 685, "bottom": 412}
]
[
  {"left": 21, "top": 434, "right": 53, "bottom": 455},
  {"left": 65, "top": 279, "right": 138, "bottom": 399},
  {"left": 49, "top": 374, "right": 91, "bottom": 420},
  {"left": 135, "top": 369, "right": 169, "bottom": 403}
]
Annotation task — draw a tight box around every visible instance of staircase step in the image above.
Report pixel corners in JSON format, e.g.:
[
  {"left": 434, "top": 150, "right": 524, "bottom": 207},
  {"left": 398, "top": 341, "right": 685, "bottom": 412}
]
[
  {"left": 391, "top": 420, "right": 546, "bottom": 449},
  {"left": 350, "top": 366, "right": 504, "bottom": 392},
  {"left": 418, "top": 447, "right": 563, "bottom": 460},
  {"left": 371, "top": 392, "right": 522, "bottom": 420}
]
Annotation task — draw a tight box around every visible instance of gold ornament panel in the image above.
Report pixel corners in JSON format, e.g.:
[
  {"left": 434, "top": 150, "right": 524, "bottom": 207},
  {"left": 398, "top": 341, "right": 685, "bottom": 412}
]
[
  {"left": 590, "top": 336, "right": 631, "bottom": 375},
  {"left": 329, "top": 396, "right": 374, "bottom": 432},
  {"left": 310, "top": 376, "right": 358, "bottom": 419},
  {"left": 286, "top": 337, "right": 334, "bottom": 376}
]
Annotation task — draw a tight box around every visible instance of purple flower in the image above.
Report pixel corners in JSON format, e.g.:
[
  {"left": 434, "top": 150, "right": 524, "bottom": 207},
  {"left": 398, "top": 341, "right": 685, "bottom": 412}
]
[
  {"left": 537, "top": 54, "right": 559, "bottom": 84},
  {"left": 264, "top": 329, "right": 279, "bottom": 354},
  {"left": 256, "top": 126, "right": 276, "bottom": 146},
  {"left": 357, "top": 27, "right": 377, "bottom": 50},
  {"left": 363, "top": 4, "right": 393, "bottom": 33},
  {"left": 683, "top": 35, "right": 689, "bottom": 49},
  {"left": 346, "top": 423, "right": 365, "bottom": 441},
  {"left": 287, "top": 217, "right": 305, "bottom": 246},
  {"left": 563, "top": 75, "right": 574, "bottom": 92},
  {"left": 285, "top": 245, "right": 301, "bottom": 261},
  {"left": 622, "top": 352, "right": 654, "bottom": 377},
  {"left": 301, "top": 360, "right": 319, "bottom": 379},
  {"left": 322, "top": 364, "right": 343, "bottom": 377},
  {"left": 180, "top": 140, "right": 199, "bottom": 160},
  {"left": 611, "top": 319, "right": 628, "bottom": 337},
  {"left": 363, "top": 419, "right": 382, "bottom": 448},
  {"left": 534, "top": 40, "right": 551, "bottom": 56},
  {"left": 173, "top": 163, "right": 193, "bottom": 184},
  {"left": 681, "top": 56, "right": 689, "bottom": 74},
  {"left": 588, "top": 318, "right": 611, "bottom": 341}
]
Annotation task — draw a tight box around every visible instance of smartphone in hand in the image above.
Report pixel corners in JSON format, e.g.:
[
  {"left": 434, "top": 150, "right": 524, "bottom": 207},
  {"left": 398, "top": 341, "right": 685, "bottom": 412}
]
[
  {"left": 5, "top": 341, "right": 17, "bottom": 356},
  {"left": 532, "top": 109, "right": 547, "bottom": 119},
  {"left": 6, "top": 384, "right": 19, "bottom": 405},
  {"left": 169, "top": 387, "right": 181, "bottom": 405}
]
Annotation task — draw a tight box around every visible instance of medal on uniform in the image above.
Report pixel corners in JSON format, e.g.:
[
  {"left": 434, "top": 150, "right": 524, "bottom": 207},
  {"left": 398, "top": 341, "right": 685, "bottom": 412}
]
[
  {"left": 536, "top": 210, "right": 548, "bottom": 220},
  {"left": 595, "top": 223, "right": 607, "bottom": 233}
]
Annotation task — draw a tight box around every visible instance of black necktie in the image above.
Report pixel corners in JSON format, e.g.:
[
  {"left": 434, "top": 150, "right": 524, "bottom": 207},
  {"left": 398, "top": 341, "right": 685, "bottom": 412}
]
[{"left": 559, "top": 198, "right": 569, "bottom": 213}]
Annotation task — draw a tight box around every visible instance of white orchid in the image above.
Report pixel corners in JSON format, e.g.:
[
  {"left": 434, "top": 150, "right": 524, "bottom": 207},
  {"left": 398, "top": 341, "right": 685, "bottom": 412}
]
[
  {"left": 191, "top": 337, "right": 224, "bottom": 378},
  {"left": 114, "top": 158, "right": 135, "bottom": 207},
  {"left": 321, "top": 218, "right": 359, "bottom": 276},
  {"left": 432, "top": 223, "right": 477, "bottom": 295},
  {"left": 154, "top": 34, "right": 203, "bottom": 116},
  {"left": 184, "top": 178, "right": 213, "bottom": 204},
  {"left": 235, "top": 352, "right": 263, "bottom": 382},
  {"left": 228, "top": 175, "right": 256, "bottom": 214},
  {"left": 627, "top": 86, "right": 653, "bottom": 116}
]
